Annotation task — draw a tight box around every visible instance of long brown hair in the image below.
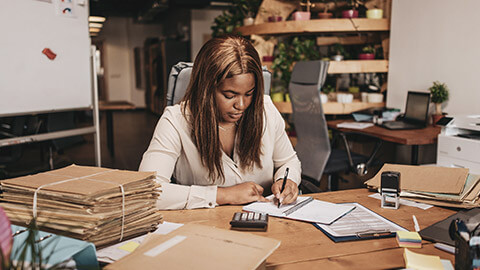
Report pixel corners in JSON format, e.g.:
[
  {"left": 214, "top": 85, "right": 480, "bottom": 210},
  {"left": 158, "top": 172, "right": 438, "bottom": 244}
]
[{"left": 182, "top": 35, "right": 264, "bottom": 183}]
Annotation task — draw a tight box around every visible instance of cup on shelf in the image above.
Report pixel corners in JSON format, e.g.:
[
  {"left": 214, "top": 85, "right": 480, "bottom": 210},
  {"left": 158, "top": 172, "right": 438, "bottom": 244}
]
[
  {"left": 292, "top": 11, "right": 311, "bottom": 21},
  {"left": 337, "top": 93, "right": 353, "bottom": 103},
  {"left": 342, "top": 9, "right": 358, "bottom": 18},
  {"left": 243, "top": 17, "right": 255, "bottom": 26},
  {"left": 361, "top": 92, "right": 368, "bottom": 103},
  {"left": 320, "top": 93, "right": 328, "bottom": 104},
  {"left": 367, "top": 93, "right": 383, "bottom": 103}
]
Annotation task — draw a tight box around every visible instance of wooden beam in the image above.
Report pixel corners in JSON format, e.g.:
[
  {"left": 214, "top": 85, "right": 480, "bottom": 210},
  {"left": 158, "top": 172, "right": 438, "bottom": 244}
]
[
  {"left": 327, "top": 60, "right": 388, "bottom": 74},
  {"left": 316, "top": 35, "right": 380, "bottom": 46},
  {"left": 274, "top": 100, "right": 386, "bottom": 115}
]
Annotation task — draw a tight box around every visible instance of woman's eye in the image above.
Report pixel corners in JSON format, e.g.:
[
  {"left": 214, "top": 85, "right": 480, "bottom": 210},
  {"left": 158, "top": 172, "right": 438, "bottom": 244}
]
[{"left": 224, "top": 94, "right": 234, "bottom": 99}]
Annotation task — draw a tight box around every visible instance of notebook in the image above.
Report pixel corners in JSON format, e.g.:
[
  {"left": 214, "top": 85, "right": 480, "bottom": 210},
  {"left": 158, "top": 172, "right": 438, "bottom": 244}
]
[{"left": 381, "top": 91, "right": 430, "bottom": 130}]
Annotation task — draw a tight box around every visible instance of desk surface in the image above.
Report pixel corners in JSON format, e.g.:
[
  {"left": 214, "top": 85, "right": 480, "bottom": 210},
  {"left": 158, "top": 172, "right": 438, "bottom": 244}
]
[
  {"left": 159, "top": 189, "right": 455, "bottom": 269},
  {"left": 328, "top": 119, "right": 441, "bottom": 145},
  {"left": 99, "top": 101, "right": 135, "bottom": 111}
]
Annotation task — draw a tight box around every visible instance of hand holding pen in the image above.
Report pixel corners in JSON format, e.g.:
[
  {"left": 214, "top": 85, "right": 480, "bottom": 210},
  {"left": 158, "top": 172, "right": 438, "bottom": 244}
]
[
  {"left": 271, "top": 168, "right": 299, "bottom": 208},
  {"left": 278, "top": 168, "right": 289, "bottom": 208}
]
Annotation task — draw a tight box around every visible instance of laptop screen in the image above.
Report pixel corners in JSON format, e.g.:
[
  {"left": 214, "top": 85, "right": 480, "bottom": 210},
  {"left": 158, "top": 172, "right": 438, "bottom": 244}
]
[{"left": 404, "top": 91, "right": 430, "bottom": 124}]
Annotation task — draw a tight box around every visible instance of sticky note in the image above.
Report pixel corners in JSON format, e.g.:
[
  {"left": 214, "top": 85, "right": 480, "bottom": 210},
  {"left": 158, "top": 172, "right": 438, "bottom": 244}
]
[
  {"left": 397, "top": 231, "right": 422, "bottom": 248},
  {"left": 118, "top": 241, "right": 140, "bottom": 252},
  {"left": 404, "top": 248, "right": 444, "bottom": 270}
]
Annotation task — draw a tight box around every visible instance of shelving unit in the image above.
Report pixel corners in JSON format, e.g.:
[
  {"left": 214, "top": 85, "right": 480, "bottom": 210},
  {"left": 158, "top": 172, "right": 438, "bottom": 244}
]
[
  {"left": 274, "top": 100, "right": 385, "bottom": 115},
  {"left": 237, "top": 18, "right": 390, "bottom": 115},
  {"left": 236, "top": 18, "right": 389, "bottom": 35}
]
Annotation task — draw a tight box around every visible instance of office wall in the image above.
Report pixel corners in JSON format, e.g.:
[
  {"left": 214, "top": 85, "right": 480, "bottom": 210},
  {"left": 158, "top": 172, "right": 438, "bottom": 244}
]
[
  {"left": 191, "top": 9, "right": 223, "bottom": 60},
  {"left": 387, "top": 0, "right": 480, "bottom": 115},
  {"left": 98, "top": 17, "right": 163, "bottom": 107}
]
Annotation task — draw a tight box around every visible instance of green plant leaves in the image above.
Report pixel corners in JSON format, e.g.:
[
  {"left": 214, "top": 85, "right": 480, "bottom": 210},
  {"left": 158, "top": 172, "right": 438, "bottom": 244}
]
[{"left": 429, "top": 81, "right": 449, "bottom": 104}]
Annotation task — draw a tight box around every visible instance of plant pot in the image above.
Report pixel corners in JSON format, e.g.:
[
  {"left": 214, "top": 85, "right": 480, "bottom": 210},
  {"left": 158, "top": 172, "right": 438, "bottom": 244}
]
[
  {"left": 358, "top": 53, "right": 375, "bottom": 60},
  {"left": 432, "top": 114, "right": 446, "bottom": 126},
  {"left": 366, "top": 9, "right": 383, "bottom": 19},
  {"left": 331, "top": 54, "right": 344, "bottom": 61},
  {"left": 367, "top": 93, "right": 383, "bottom": 103},
  {"left": 292, "top": 11, "right": 311, "bottom": 21},
  {"left": 271, "top": 92, "right": 284, "bottom": 102},
  {"left": 318, "top": 12, "right": 333, "bottom": 19},
  {"left": 268, "top": 16, "right": 282, "bottom": 22},
  {"left": 262, "top": 55, "right": 274, "bottom": 62},
  {"left": 320, "top": 93, "right": 328, "bottom": 103},
  {"left": 337, "top": 93, "right": 353, "bottom": 103},
  {"left": 243, "top": 17, "right": 254, "bottom": 26},
  {"left": 342, "top": 9, "right": 358, "bottom": 18}
]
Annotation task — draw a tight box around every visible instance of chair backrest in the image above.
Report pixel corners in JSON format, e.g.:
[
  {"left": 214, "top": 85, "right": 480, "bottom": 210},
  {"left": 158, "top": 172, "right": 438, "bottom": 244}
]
[
  {"left": 289, "top": 60, "right": 331, "bottom": 182},
  {"left": 166, "top": 62, "right": 272, "bottom": 106}
]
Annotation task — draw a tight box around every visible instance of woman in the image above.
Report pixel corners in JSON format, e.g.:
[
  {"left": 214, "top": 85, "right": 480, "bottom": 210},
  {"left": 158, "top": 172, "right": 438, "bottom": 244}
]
[{"left": 139, "top": 35, "right": 301, "bottom": 210}]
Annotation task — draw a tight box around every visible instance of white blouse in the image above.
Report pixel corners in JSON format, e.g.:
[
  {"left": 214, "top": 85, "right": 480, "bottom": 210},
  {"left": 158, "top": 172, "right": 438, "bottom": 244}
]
[{"left": 139, "top": 95, "right": 301, "bottom": 210}]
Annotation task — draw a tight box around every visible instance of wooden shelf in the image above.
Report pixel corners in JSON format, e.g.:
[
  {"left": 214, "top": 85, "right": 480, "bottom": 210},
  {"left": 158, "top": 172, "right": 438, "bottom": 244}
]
[
  {"left": 262, "top": 60, "right": 388, "bottom": 74},
  {"left": 236, "top": 18, "right": 389, "bottom": 36},
  {"left": 274, "top": 100, "right": 385, "bottom": 115},
  {"left": 328, "top": 60, "right": 388, "bottom": 74}
]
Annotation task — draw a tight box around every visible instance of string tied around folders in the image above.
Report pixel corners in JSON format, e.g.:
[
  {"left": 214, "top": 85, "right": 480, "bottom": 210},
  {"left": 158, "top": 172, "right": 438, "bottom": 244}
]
[{"left": 32, "top": 170, "right": 127, "bottom": 242}]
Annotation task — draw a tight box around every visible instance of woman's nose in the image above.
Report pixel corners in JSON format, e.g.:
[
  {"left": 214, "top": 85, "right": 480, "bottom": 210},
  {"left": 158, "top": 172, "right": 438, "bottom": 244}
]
[{"left": 234, "top": 97, "right": 246, "bottom": 110}]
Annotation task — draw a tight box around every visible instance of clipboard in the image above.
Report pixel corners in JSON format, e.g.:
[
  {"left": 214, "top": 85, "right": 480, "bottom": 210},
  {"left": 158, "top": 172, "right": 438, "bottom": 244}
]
[
  {"left": 10, "top": 225, "right": 99, "bottom": 269},
  {"left": 313, "top": 203, "right": 407, "bottom": 242}
]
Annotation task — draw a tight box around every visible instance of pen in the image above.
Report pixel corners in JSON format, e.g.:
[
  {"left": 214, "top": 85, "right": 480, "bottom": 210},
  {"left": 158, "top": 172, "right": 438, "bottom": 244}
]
[
  {"left": 278, "top": 168, "right": 289, "bottom": 208},
  {"left": 412, "top": 215, "right": 420, "bottom": 232}
]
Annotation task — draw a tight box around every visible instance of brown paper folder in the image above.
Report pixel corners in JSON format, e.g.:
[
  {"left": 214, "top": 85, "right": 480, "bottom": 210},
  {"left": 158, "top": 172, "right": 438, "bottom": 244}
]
[
  {"left": 365, "top": 164, "right": 469, "bottom": 194},
  {"left": 105, "top": 224, "right": 281, "bottom": 270}
]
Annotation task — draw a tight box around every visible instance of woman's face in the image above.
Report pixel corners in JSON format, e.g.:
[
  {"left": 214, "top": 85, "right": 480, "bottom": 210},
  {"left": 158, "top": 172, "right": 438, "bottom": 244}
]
[{"left": 215, "top": 73, "right": 255, "bottom": 124}]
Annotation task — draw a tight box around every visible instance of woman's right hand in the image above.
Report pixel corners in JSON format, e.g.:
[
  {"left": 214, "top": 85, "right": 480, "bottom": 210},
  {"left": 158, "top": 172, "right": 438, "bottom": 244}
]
[{"left": 216, "top": 182, "right": 268, "bottom": 205}]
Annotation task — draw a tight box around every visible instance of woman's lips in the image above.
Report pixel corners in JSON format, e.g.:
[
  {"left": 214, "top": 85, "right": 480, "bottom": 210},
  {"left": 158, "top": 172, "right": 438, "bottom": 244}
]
[{"left": 228, "top": 112, "right": 243, "bottom": 120}]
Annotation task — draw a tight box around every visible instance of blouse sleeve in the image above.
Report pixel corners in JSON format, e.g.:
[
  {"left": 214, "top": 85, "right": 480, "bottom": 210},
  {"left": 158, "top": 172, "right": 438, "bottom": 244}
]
[
  {"left": 265, "top": 97, "right": 302, "bottom": 185},
  {"left": 138, "top": 109, "right": 217, "bottom": 210}
]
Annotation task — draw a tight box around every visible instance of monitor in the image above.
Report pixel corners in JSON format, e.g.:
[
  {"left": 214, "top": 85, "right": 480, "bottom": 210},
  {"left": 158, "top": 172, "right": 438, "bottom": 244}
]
[{"left": 404, "top": 91, "right": 431, "bottom": 124}]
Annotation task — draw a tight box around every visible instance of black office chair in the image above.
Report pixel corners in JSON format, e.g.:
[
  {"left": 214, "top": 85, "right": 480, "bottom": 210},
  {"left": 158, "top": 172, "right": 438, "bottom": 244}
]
[{"left": 289, "top": 60, "right": 382, "bottom": 191}]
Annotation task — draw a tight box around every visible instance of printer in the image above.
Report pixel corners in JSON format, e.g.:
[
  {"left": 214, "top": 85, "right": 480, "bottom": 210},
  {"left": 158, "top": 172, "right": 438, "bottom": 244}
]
[{"left": 437, "top": 115, "right": 480, "bottom": 175}]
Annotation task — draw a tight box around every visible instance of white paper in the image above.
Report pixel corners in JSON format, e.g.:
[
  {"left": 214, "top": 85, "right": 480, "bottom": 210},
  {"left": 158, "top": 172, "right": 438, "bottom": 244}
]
[
  {"left": 337, "top": 122, "right": 374, "bottom": 129},
  {"left": 97, "top": 222, "right": 184, "bottom": 263},
  {"left": 368, "top": 193, "right": 433, "bottom": 210},
  {"left": 243, "top": 195, "right": 355, "bottom": 224}
]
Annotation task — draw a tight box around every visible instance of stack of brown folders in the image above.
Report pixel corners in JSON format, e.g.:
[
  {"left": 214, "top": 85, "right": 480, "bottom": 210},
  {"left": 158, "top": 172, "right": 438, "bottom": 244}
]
[
  {"left": 0, "top": 165, "right": 163, "bottom": 247},
  {"left": 365, "top": 164, "right": 480, "bottom": 209}
]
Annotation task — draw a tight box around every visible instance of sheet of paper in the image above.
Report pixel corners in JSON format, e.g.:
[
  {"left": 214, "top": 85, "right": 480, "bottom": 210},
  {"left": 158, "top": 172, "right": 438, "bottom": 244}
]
[
  {"left": 97, "top": 222, "right": 184, "bottom": 263},
  {"left": 243, "top": 195, "right": 355, "bottom": 224},
  {"left": 369, "top": 193, "right": 433, "bottom": 210},
  {"left": 316, "top": 203, "right": 407, "bottom": 237},
  {"left": 337, "top": 122, "right": 374, "bottom": 129}
]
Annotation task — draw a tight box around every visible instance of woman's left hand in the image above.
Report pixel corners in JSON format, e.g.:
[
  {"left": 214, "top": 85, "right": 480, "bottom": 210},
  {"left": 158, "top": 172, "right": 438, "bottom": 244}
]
[{"left": 271, "top": 179, "right": 298, "bottom": 205}]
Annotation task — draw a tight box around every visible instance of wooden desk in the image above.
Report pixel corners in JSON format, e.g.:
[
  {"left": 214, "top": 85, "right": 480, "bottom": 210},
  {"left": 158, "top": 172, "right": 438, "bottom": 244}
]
[
  {"left": 274, "top": 100, "right": 385, "bottom": 115},
  {"left": 159, "top": 189, "right": 455, "bottom": 269},
  {"left": 328, "top": 120, "right": 441, "bottom": 164},
  {"left": 99, "top": 101, "right": 135, "bottom": 156}
]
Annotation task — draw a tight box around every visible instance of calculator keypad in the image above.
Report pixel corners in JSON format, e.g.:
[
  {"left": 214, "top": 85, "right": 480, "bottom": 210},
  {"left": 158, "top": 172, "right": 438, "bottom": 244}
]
[{"left": 230, "top": 212, "right": 268, "bottom": 230}]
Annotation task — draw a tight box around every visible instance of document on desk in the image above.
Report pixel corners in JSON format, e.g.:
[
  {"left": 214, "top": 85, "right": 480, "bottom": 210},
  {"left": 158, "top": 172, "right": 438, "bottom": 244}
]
[
  {"left": 337, "top": 122, "right": 374, "bottom": 129},
  {"left": 315, "top": 203, "right": 407, "bottom": 242},
  {"left": 243, "top": 195, "right": 355, "bottom": 224}
]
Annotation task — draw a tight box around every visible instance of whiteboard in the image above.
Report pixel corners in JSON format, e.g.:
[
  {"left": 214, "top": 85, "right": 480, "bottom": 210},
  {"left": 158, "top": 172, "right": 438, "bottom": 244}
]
[
  {"left": 0, "top": 0, "right": 92, "bottom": 116},
  {"left": 387, "top": 0, "right": 480, "bottom": 115}
]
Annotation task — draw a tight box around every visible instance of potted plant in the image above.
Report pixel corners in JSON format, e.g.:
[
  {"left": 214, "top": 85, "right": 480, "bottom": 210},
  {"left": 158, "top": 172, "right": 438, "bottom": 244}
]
[
  {"left": 342, "top": 0, "right": 364, "bottom": 18},
  {"left": 429, "top": 81, "right": 449, "bottom": 124},
  {"left": 211, "top": 0, "right": 262, "bottom": 37},
  {"left": 359, "top": 45, "right": 375, "bottom": 60},
  {"left": 331, "top": 43, "right": 346, "bottom": 61},
  {"left": 293, "top": 0, "right": 314, "bottom": 21},
  {"left": 271, "top": 36, "right": 320, "bottom": 97}
]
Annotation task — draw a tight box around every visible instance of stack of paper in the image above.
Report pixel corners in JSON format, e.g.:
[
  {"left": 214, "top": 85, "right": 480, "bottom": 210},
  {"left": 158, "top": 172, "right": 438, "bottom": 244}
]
[
  {"left": 0, "top": 165, "right": 163, "bottom": 247},
  {"left": 396, "top": 231, "right": 422, "bottom": 248},
  {"left": 365, "top": 164, "right": 480, "bottom": 209}
]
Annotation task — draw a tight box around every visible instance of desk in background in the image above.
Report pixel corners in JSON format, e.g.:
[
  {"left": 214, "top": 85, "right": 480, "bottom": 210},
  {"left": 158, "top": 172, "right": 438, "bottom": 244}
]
[
  {"left": 159, "top": 189, "right": 454, "bottom": 269},
  {"left": 328, "top": 120, "right": 441, "bottom": 165},
  {"left": 99, "top": 101, "right": 135, "bottom": 156}
]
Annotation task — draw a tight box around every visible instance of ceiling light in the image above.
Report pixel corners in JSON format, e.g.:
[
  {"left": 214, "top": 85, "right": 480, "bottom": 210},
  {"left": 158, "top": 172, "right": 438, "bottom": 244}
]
[
  {"left": 89, "top": 16, "right": 106, "bottom": 23},
  {"left": 89, "top": 23, "right": 103, "bottom": 28}
]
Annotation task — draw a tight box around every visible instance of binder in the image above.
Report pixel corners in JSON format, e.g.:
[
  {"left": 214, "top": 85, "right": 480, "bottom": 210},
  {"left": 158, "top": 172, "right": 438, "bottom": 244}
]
[
  {"left": 10, "top": 225, "right": 99, "bottom": 270},
  {"left": 313, "top": 203, "right": 407, "bottom": 242}
]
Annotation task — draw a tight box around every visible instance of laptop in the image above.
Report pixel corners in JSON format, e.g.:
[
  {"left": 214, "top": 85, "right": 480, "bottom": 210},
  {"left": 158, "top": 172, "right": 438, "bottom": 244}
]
[{"left": 380, "top": 91, "right": 430, "bottom": 130}]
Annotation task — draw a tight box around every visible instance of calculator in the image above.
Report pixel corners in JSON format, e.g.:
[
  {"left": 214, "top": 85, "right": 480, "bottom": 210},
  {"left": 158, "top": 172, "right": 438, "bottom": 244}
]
[{"left": 230, "top": 212, "right": 268, "bottom": 231}]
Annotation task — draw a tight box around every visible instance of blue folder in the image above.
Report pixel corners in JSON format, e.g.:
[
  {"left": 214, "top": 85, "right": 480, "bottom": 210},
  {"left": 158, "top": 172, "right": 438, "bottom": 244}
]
[{"left": 10, "top": 225, "right": 99, "bottom": 269}]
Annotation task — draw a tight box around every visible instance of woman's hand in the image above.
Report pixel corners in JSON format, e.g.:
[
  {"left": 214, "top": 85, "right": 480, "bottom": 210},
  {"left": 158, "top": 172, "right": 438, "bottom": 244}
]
[
  {"left": 217, "top": 182, "right": 268, "bottom": 205},
  {"left": 271, "top": 179, "right": 298, "bottom": 206}
]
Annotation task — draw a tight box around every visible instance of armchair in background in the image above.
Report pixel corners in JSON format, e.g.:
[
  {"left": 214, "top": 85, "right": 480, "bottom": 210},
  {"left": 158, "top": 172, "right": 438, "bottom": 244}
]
[{"left": 289, "top": 61, "right": 382, "bottom": 191}]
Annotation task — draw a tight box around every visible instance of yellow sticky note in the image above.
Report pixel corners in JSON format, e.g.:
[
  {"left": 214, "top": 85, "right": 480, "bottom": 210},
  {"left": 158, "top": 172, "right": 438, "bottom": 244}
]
[
  {"left": 118, "top": 241, "right": 140, "bottom": 252},
  {"left": 404, "top": 248, "right": 444, "bottom": 270},
  {"left": 397, "top": 231, "right": 422, "bottom": 241}
]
